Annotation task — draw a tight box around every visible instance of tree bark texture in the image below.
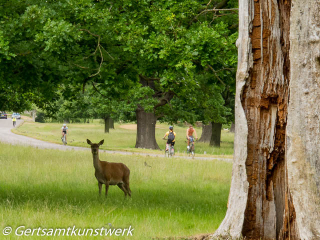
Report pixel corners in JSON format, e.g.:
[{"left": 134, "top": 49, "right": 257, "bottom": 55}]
[
  {"left": 210, "top": 122, "right": 222, "bottom": 147},
  {"left": 199, "top": 124, "right": 212, "bottom": 142},
  {"left": 286, "top": 0, "right": 320, "bottom": 238},
  {"left": 210, "top": 0, "right": 320, "bottom": 239},
  {"left": 135, "top": 108, "right": 160, "bottom": 149}
]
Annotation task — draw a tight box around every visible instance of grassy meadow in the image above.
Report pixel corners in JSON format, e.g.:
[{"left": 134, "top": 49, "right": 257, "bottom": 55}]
[
  {"left": 0, "top": 142, "right": 232, "bottom": 239},
  {"left": 12, "top": 121, "right": 234, "bottom": 157}
]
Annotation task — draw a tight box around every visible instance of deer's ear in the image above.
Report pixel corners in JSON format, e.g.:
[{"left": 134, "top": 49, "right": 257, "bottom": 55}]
[
  {"left": 87, "top": 139, "right": 93, "bottom": 145},
  {"left": 98, "top": 139, "right": 104, "bottom": 146}
]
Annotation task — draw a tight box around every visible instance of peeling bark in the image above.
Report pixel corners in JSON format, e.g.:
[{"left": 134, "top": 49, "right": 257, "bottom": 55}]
[
  {"left": 209, "top": 0, "right": 319, "bottom": 238},
  {"left": 287, "top": 0, "right": 320, "bottom": 238},
  {"left": 211, "top": 0, "right": 320, "bottom": 239}
]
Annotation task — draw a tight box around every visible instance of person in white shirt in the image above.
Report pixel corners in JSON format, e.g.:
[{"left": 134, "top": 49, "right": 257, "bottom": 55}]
[{"left": 61, "top": 124, "right": 68, "bottom": 144}]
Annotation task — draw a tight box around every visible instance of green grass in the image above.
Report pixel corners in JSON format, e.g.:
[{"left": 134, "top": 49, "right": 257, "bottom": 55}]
[
  {"left": 0, "top": 142, "right": 232, "bottom": 239},
  {"left": 12, "top": 121, "right": 234, "bottom": 157}
]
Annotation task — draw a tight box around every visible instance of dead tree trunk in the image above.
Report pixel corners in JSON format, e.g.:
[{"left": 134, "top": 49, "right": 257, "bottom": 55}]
[
  {"left": 135, "top": 107, "right": 159, "bottom": 149},
  {"left": 199, "top": 124, "right": 212, "bottom": 142},
  {"left": 210, "top": 122, "right": 222, "bottom": 147},
  {"left": 211, "top": 0, "right": 320, "bottom": 239}
]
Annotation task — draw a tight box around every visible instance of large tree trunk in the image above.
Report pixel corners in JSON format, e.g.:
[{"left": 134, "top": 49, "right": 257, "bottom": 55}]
[
  {"left": 199, "top": 124, "right": 212, "bottom": 142},
  {"left": 210, "top": 122, "right": 222, "bottom": 147},
  {"left": 286, "top": 0, "right": 320, "bottom": 237},
  {"left": 135, "top": 108, "right": 159, "bottom": 149},
  {"left": 211, "top": 0, "right": 320, "bottom": 239}
]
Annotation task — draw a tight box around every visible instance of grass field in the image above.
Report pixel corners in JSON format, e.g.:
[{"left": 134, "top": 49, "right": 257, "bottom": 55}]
[
  {"left": 0, "top": 142, "right": 232, "bottom": 239},
  {"left": 12, "top": 121, "right": 234, "bottom": 157}
]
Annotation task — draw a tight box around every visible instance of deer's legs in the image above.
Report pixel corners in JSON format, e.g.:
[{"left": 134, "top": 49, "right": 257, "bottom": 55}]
[
  {"left": 125, "top": 184, "right": 131, "bottom": 197},
  {"left": 117, "top": 183, "right": 128, "bottom": 197},
  {"left": 98, "top": 182, "right": 102, "bottom": 195},
  {"left": 124, "top": 176, "right": 131, "bottom": 197},
  {"left": 105, "top": 183, "right": 110, "bottom": 197}
]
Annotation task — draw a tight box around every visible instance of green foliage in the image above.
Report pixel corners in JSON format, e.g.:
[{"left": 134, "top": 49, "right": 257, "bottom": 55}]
[
  {"left": 35, "top": 111, "right": 45, "bottom": 123},
  {"left": 0, "top": 0, "right": 238, "bottom": 126}
]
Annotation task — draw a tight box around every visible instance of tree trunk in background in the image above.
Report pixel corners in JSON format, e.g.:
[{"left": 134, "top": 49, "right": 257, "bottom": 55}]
[
  {"left": 230, "top": 122, "right": 235, "bottom": 133},
  {"left": 211, "top": 0, "right": 320, "bottom": 239},
  {"left": 104, "top": 117, "right": 110, "bottom": 133},
  {"left": 210, "top": 122, "right": 222, "bottom": 147},
  {"left": 199, "top": 124, "right": 212, "bottom": 142},
  {"left": 135, "top": 108, "right": 159, "bottom": 149},
  {"left": 31, "top": 110, "right": 36, "bottom": 122},
  {"left": 109, "top": 118, "right": 114, "bottom": 129}
]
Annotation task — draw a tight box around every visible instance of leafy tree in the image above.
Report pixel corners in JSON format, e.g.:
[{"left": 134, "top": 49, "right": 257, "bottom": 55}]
[{"left": 0, "top": 0, "right": 238, "bottom": 150}]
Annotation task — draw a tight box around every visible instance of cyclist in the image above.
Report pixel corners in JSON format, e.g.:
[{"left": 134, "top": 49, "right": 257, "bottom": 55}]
[
  {"left": 186, "top": 125, "right": 198, "bottom": 151},
  {"left": 12, "top": 116, "right": 16, "bottom": 127},
  {"left": 163, "top": 126, "right": 176, "bottom": 154},
  {"left": 61, "top": 124, "right": 68, "bottom": 144}
]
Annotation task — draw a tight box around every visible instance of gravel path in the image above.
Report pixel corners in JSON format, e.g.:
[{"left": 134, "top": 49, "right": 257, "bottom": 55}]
[{"left": 0, "top": 119, "right": 232, "bottom": 162}]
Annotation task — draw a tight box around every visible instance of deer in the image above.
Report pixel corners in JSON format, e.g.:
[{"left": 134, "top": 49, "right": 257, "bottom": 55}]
[{"left": 87, "top": 139, "right": 131, "bottom": 198}]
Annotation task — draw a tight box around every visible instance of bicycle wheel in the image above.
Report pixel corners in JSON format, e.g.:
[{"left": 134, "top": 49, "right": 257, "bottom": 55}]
[
  {"left": 170, "top": 146, "right": 174, "bottom": 157},
  {"left": 191, "top": 145, "right": 195, "bottom": 159}
]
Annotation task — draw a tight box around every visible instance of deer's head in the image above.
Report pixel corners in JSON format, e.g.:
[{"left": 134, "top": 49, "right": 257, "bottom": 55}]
[{"left": 87, "top": 139, "right": 104, "bottom": 155}]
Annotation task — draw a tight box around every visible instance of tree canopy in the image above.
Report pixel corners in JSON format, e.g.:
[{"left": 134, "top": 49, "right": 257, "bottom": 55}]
[{"left": 1, "top": 0, "right": 238, "bottom": 147}]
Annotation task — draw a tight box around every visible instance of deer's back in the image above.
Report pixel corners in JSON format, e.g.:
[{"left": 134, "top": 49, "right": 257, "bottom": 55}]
[{"left": 100, "top": 161, "right": 130, "bottom": 184}]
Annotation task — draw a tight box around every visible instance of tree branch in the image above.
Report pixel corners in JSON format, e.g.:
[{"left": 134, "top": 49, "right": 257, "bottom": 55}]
[
  {"left": 139, "top": 75, "right": 161, "bottom": 81},
  {"left": 190, "top": 7, "right": 238, "bottom": 25},
  {"left": 154, "top": 91, "right": 175, "bottom": 109},
  {"left": 207, "top": 64, "right": 226, "bottom": 86},
  {"left": 91, "top": 82, "right": 108, "bottom": 98},
  {"left": 79, "top": 29, "right": 114, "bottom": 77}
]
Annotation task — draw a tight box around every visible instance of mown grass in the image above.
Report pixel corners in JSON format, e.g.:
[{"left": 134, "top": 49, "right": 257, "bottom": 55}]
[
  {"left": 0, "top": 142, "right": 232, "bottom": 239},
  {"left": 12, "top": 121, "right": 234, "bottom": 157}
]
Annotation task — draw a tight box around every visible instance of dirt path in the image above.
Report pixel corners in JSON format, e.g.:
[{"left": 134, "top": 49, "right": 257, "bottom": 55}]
[{"left": 0, "top": 119, "right": 232, "bottom": 162}]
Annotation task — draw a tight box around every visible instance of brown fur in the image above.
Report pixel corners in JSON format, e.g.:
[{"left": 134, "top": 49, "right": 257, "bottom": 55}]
[{"left": 87, "top": 139, "right": 131, "bottom": 197}]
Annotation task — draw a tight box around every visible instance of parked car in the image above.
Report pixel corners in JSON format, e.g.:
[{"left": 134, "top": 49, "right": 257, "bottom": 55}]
[
  {"left": 12, "top": 112, "right": 21, "bottom": 119},
  {"left": 0, "top": 112, "right": 7, "bottom": 119}
]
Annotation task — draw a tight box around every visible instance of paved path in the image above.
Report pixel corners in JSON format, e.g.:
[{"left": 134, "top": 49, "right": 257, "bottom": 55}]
[{"left": 0, "top": 119, "right": 232, "bottom": 162}]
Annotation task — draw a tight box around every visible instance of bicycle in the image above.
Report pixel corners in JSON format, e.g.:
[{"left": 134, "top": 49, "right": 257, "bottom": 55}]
[
  {"left": 187, "top": 136, "right": 196, "bottom": 159},
  {"left": 163, "top": 139, "right": 174, "bottom": 157},
  {"left": 61, "top": 134, "right": 67, "bottom": 145}
]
